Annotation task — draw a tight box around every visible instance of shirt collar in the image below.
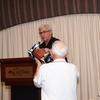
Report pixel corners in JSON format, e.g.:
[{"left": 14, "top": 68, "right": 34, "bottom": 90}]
[{"left": 53, "top": 58, "right": 66, "bottom": 62}]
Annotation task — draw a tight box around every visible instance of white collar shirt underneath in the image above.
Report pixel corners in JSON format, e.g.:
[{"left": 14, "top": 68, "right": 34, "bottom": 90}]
[{"left": 33, "top": 58, "right": 79, "bottom": 100}]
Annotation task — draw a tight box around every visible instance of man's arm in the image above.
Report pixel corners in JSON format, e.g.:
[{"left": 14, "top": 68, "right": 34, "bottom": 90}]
[
  {"left": 34, "top": 58, "right": 42, "bottom": 77},
  {"left": 33, "top": 58, "right": 42, "bottom": 88}
]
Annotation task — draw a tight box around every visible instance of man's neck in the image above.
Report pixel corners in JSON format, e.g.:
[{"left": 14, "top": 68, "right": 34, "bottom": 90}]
[{"left": 53, "top": 56, "right": 65, "bottom": 60}]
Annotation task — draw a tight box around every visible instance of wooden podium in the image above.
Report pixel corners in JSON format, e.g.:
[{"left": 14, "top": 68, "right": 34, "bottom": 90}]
[
  {"left": 0, "top": 57, "right": 41, "bottom": 100},
  {"left": 0, "top": 57, "right": 37, "bottom": 85}
]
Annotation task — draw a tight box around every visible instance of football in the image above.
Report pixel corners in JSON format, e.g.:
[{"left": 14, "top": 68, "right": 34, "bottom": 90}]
[{"left": 33, "top": 48, "right": 46, "bottom": 60}]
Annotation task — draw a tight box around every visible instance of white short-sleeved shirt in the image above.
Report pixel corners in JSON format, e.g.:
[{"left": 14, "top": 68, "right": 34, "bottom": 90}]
[{"left": 33, "top": 59, "right": 79, "bottom": 100}]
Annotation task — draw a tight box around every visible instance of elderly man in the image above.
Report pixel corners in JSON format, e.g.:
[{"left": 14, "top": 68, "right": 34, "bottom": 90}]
[
  {"left": 39, "top": 24, "right": 59, "bottom": 49},
  {"left": 33, "top": 41, "right": 79, "bottom": 100},
  {"left": 38, "top": 24, "right": 68, "bottom": 62}
]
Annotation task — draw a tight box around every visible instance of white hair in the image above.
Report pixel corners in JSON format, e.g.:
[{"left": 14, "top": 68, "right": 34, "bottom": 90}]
[
  {"left": 52, "top": 41, "right": 68, "bottom": 57},
  {"left": 39, "top": 24, "right": 52, "bottom": 32}
]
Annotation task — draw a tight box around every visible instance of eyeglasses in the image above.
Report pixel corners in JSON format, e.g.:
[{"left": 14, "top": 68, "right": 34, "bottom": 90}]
[{"left": 39, "top": 30, "right": 50, "bottom": 34}]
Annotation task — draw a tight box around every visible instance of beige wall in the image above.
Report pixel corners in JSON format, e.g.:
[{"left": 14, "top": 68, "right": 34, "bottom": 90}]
[{"left": 0, "top": 14, "right": 100, "bottom": 100}]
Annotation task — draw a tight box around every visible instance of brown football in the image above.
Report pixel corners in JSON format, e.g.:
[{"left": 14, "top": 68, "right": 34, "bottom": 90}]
[{"left": 33, "top": 48, "right": 46, "bottom": 60}]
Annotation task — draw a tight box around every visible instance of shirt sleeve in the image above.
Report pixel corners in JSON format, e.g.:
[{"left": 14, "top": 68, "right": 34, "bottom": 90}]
[
  {"left": 73, "top": 64, "right": 80, "bottom": 80},
  {"left": 75, "top": 65, "right": 80, "bottom": 81},
  {"left": 33, "top": 65, "right": 45, "bottom": 88}
]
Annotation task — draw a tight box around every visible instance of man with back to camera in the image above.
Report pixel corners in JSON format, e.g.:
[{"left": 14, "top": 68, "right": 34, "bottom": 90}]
[
  {"left": 33, "top": 41, "right": 79, "bottom": 100},
  {"left": 38, "top": 24, "right": 68, "bottom": 62}
]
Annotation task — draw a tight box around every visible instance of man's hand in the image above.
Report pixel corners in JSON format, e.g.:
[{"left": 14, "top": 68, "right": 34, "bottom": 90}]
[
  {"left": 44, "top": 48, "right": 53, "bottom": 60},
  {"left": 44, "top": 48, "right": 50, "bottom": 53}
]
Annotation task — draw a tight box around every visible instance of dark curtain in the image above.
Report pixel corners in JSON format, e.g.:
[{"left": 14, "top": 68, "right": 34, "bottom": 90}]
[{"left": 0, "top": 0, "right": 100, "bottom": 31}]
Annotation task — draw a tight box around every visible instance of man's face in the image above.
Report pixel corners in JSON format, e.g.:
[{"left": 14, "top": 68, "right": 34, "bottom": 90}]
[{"left": 39, "top": 27, "right": 52, "bottom": 42}]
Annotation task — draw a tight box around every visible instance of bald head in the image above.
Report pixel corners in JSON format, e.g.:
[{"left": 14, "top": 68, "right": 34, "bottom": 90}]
[{"left": 52, "top": 41, "right": 68, "bottom": 58}]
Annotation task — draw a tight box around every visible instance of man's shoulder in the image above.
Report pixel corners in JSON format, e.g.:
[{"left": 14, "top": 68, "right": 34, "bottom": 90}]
[
  {"left": 51, "top": 37, "right": 59, "bottom": 41},
  {"left": 39, "top": 63, "right": 53, "bottom": 71},
  {"left": 66, "top": 63, "right": 76, "bottom": 69},
  {"left": 48, "top": 37, "right": 59, "bottom": 46},
  {"left": 41, "top": 62, "right": 53, "bottom": 67}
]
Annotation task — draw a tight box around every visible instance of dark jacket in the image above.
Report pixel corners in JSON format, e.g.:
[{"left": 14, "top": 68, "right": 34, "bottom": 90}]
[
  {"left": 39, "top": 37, "right": 68, "bottom": 62},
  {"left": 39, "top": 37, "right": 59, "bottom": 49}
]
